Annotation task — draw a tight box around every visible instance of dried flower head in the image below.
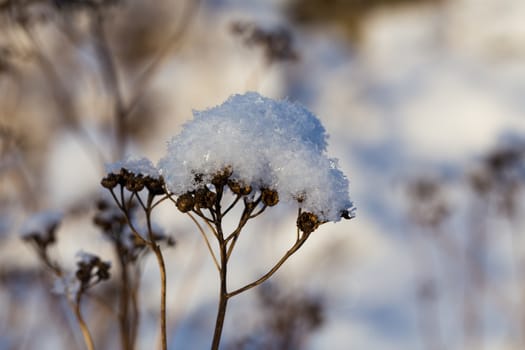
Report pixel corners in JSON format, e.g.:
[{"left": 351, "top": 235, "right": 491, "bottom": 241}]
[
  {"left": 20, "top": 211, "right": 63, "bottom": 249},
  {"left": 297, "top": 211, "right": 320, "bottom": 234},
  {"left": 125, "top": 174, "right": 145, "bottom": 192},
  {"left": 195, "top": 187, "right": 216, "bottom": 209},
  {"left": 102, "top": 157, "right": 166, "bottom": 198},
  {"left": 227, "top": 179, "right": 252, "bottom": 196},
  {"left": 176, "top": 193, "right": 195, "bottom": 213},
  {"left": 101, "top": 173, "right": 119, "bottom": 189},
  {"left": 261, "top": 188, "right": 279, "bottom": 206},
  {"left": 145, "top": 176, "right": 166, "bottom": 195},
  {"left": 212, "top": 167, "right": 233, "bottom": 187},
  {"left": 75, "top": 251, "right": 111, "bottom": 290}
]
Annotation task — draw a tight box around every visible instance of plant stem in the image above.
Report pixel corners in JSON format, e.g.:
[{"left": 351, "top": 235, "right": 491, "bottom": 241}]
[
  {"left": 73, "top": 298, "right": 95, "bottom": 350},
  {"left": 116, "top": 246, "right": 131, "bottom": 350},
  {"left": 187, "top": 212, "right": 220, "bottom": 271},
  {"left": 130, "top": 266, "right": 142, "bottom": 350},
  {"left": 146, "top": 194, "right": 168, "bottom": 350},
  {"left": 211, "top": 240, "right": 229, "bottom": 350},
  {"left": 227, "top": 232, "right": 310, "bottom": 298},
  {"left": 211, "top": 186, "right": 229, "bottom": 350},
  {"left": 151, "top": 244, "right": 168, "bottom": 350}
]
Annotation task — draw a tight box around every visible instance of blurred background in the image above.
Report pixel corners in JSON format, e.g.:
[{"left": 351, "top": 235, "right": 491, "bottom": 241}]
[{"left": 1, "top": 0, "right": 525, "bottom": 349}]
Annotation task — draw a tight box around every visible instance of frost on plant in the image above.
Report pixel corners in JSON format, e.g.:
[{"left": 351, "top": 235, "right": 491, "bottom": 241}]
[{"left": 158, "top": 91, "right": 355, "bottom": 224}]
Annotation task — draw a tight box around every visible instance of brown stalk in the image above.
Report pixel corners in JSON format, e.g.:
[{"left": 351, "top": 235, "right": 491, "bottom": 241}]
[
  {"left": 112, "top": 188, "right": 168, "bottom": 350},
  {"left": 73, "top": 295, "right": 96, "bottom": 350},
  {"left": 179, "top": 183, "right": 311, "bottom": 349},
  {"left": 145, "top": 193, "right": 168, "bottom": 350},
  {"left": 115, "top": 242, "right": 132, "bottom": 350}
]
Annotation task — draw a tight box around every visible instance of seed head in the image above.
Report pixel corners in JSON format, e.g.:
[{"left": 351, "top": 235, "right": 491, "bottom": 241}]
[
  {"left": 195, "top": 187, "right": 216, "bottom": 209},
  {"left": 261, "top": 188, "right": 279, "bottom": 206},
  {"left": 96, "top": 261, "right": 111, "bottom": 281},
  {"left": 297, "top": 211, "right": 320, "bottom": 234},
  {"left": 118, "top": 169, "right": 131, "bottom": 186},
  {"left": 101, "top": 173, "right": 119, "bottom": 189},
  {"left": 228, "top": 179, "right": 252, "bottom": 195},
  {"left": 176, "top": 193, "right": 195, "bottom": 213},
  {"left": 145, "top": 176, "right": 166, "bottom": 195},
  {"left": 212, "top": 167, "right": 233, "bottom": 187},
  {"left": 76, "top": 264, "right": 92, "bottom": 285},
  {"left": 125, "top": 174, "right": 145, "bottom": 192}
]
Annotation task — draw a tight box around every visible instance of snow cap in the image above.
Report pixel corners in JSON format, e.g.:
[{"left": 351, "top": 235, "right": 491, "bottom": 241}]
[{"left": 158, "top": 92, "right": 355, "bottom": 222}]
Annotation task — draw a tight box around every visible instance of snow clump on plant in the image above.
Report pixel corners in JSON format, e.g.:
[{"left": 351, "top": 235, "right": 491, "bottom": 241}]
[{"left": 158, "top": 92, "right": 354, "bottom": 222}]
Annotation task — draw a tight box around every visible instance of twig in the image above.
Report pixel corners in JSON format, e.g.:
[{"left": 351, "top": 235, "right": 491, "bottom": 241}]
[
  {"left": 187, "top": 212, "right": 220, "bottom": 271},
  {"left": 227, "top": 232, "right": 310, "bottom": 298},
  {"left": 124, "top": 0, "right": 201, "bottom": 118},
  {"left": 73, "top": 296, "right": 96, "bottom": 350},
  {"left": 223, "top": 195, "right": 241, "bottom": 216},
  {"left": 90, "top": 8, "right": 127, "bottom": 160},
  {"left": 115, "top": 242, "right": 131, "bottom": 350},
  {"left": 210, "top": 211, "right": 228, "bottom": 350},
  {"left": 145, "top": 193, "right": 168, "bottom": 350}
]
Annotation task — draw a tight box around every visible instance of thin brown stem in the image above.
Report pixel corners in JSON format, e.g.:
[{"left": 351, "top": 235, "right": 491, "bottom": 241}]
[
  {"left": 223, "top": 195, "right": 241, "bottom": 216},
  {"left": 193, "top": 208, "right": 215, "bottom": 223},
  {"left": 73, "top": 297, "right": 96, "bottom": 350},
  {"left": 116, "top": 244, "right": 131, "bottom": 350},
  {"left": 151, "top": 195, "right": 170, "bottom": 210},
  {"left": 248, "top": 204, "right": 267, "bottom": 219},
  {"left": 187, "top": 212, "right": 220, "bottom": 271},
  {"left": 125, "top": 0, "right": 201, "bottom": 118},
  {"left": 225, "top": 199, "right": 259, "bottom": 242},
  {"left": 90, "top": 8, "right": 127, "bottom": 160},
  {"left": 226, "top": 233, "right": 239, "bottom": 261},
  {"left": 129, "top": 264, "right": 142, "bottom": 350},
  {"left": 145, "top": 194, "right": 168, "bottom": 350},
  {"left": 20, "top": 24, "right": 107, "bottom": 165},
  {"left": 211, "top": 224, "right": 229, "bottom": 349},
  {"left": 120, "top": 205, "right": 149, "bottom": 247},
  {"left": 227, "top": 232, "right": 310, "bottom": 298}
]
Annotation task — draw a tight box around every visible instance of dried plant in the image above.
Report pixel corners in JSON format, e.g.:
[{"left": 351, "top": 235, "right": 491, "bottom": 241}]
[
  {"left": 21, "top": 211, "right": 111, "bottom": 350},
  {"left": 99, "top": 92, "right": 355, "bottom": 349}
]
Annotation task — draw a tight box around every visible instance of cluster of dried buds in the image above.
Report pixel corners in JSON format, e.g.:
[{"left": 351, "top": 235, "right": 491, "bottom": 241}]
[
  {"left": 296, "top": 211, "right": 320, "bottom": 234},
  {"left": 21, "top": 214, "right": 62, "bottom": 256},
  {"left": 93, "top": 199, "right": 127, "bottom": 233},
  {"left": 101, "top": 167, "right": 349, "bottom": 234},
  {"left": 21, "top": 223, "right": 58, "bottom": 251},
  {"left": 101, "top": 168, "right": 165, "bottom": 196},
  {"left": 94, "top": 198, "right": 175, "bottom": 263},
  {"left": 172, "top": 168, "right": 333, "bottom": 234},
  {"left": 75, "top": 253, "right": 111, "bottom": 292},
  {"left": 175, "top": 168, "right": 280, "bottom": 213}
]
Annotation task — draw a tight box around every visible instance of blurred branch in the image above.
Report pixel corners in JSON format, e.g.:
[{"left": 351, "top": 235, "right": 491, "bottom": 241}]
[
  {"left": 89, "top": 6, "right": 126, "bottom": 160},
  {"left": 124, "top": 0, "right": 200, "bottom": 119}
]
